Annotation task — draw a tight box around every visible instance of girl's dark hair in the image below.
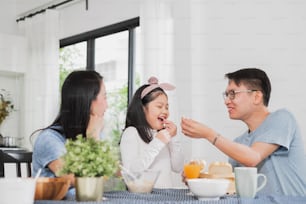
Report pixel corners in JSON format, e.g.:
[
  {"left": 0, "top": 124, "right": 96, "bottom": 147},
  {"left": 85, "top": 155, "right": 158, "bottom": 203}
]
[
  {"left": 123, "top": 85, "right": 167, "bottom": 143},
  {"left": 31, "top": 70, "right": 103, "bottom": 140},
  {"left": 225, "top": 68, "right": 271, "bottom": 106}
]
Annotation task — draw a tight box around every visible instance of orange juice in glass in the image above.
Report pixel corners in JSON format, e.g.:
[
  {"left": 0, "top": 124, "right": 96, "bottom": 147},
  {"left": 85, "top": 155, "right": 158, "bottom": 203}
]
[{"left": 184, "top": 162, "right": 201, "bottom": 179}]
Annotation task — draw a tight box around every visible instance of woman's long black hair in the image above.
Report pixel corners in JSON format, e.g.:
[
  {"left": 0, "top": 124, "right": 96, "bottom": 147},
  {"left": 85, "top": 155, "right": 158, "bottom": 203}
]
[{"left": 31, "top": 70, "right": 103, "bottom": 140}]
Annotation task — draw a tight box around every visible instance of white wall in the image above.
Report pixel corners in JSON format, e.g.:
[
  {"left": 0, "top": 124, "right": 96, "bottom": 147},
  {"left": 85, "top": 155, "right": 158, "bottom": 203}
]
[
  {"left": 185, "top": 0, "right": 306, "bottom": 164},
  {"left": 1, "top": 0, "right": 306, "bottom": 168},
  {"left": 0, "top": 0, "right": 52, "bottom": 34},
  {"left": 0, "top": 0, "right": 18, "bottom": 34}
]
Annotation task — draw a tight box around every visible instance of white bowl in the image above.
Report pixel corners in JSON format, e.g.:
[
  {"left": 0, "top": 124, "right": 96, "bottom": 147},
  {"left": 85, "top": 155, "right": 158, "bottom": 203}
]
[
  {"left": 187, "top": 178, "right": 230, "bottom": 200},
  {"left": 0, "top": 177, "right": 36, "bottom": 204},
  {"left": 121, "top": 169, "right": 160, "bottom": 193}
]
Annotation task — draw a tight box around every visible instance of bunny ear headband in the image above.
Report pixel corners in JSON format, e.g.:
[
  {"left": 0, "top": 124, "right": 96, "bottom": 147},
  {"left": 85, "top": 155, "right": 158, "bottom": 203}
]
[{"left": 140, "top": 76, "right": 175, "bottom": 99}]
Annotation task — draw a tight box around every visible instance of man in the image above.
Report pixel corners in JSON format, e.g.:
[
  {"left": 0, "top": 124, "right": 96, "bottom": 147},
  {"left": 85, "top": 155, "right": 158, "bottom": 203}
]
[{"left": 181, "top": 68, "right": 306, "bottom": 196}]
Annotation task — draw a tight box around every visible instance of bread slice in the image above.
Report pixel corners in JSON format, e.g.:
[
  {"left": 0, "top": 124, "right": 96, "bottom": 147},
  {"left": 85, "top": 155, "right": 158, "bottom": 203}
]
[
  {"left": 201, "top": 162, "right": 235, "bottom": 194},
  {"left": 208, "top": 161, "right": 233, "bottom": 176}
]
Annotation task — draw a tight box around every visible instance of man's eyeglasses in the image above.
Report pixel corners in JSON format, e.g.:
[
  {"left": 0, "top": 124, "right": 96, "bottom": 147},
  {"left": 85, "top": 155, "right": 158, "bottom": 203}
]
[{"left": 222, "top": 90, "right": 258, "bottom": 100}]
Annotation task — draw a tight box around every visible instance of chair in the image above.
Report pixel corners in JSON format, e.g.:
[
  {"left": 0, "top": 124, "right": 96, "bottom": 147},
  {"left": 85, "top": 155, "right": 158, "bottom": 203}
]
[{"left": 0, "top": 150, "right": 32, "bottom": 177}]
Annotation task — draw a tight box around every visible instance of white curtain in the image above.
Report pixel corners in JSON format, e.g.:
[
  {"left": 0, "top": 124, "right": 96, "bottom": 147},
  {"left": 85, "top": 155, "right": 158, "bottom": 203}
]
[
  {"left": 18, "top": 10, "right": 60, "bottom": 149},
  {"left": 139, "top": 0, "right": 179, "bottom": 119},
  {"left": 140, "top": 0, "right": 175, "bottom": 82},
  {"left": 140, "top": 0, "right": 187, "bottom": 188}
]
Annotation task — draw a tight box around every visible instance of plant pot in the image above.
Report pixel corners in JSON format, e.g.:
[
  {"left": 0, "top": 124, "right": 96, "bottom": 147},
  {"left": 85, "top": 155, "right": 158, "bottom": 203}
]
[{"left": 75, "top": 177, "right": 104, "bottom": 201}]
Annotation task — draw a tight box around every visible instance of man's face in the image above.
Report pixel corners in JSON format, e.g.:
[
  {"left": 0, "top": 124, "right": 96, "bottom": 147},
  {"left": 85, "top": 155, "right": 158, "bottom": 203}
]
[{"left": 223, "top": 81, "right": 257, "bottom": 121}]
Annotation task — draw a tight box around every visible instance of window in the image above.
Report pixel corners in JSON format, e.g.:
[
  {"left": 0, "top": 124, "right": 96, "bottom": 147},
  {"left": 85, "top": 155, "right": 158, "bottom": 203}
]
[
  {"left": 59, "top": 17, "right": 139, "bottom": 143},
  {"left": 59, "top": 42, "right": 86, "bottom": 88}
]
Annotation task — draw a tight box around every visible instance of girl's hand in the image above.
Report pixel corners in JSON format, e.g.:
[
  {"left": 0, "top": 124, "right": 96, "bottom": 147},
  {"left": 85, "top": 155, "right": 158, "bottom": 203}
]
[
  {"left": 163, "top": 120, "right": 177, "bottom": 137},
  {"left": 156, "top": 119, "right": 177, "bottom": 143}
]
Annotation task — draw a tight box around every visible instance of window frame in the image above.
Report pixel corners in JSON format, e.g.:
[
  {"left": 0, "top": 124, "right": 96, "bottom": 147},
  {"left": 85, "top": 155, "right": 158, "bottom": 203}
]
[{"left": 59, "top": 17, "right": 139, "bottom": 103}]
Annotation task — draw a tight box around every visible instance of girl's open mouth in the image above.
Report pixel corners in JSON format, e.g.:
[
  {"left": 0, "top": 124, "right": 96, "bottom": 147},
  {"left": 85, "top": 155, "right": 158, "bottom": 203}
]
[{"left": 158, "top": 117, "right": 166, "bottom": 128}]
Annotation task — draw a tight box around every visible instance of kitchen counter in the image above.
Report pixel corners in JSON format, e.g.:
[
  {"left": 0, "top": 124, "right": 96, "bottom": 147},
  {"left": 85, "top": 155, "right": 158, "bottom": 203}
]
[{"left": 0, "top": 146, "right": 28, "bottom": 151}]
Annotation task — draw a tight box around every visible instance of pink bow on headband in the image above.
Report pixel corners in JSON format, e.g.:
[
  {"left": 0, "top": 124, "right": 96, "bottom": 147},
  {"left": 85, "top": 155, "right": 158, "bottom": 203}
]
[{"left": 140, "top": 76, "right": 175, "bottom": 99}]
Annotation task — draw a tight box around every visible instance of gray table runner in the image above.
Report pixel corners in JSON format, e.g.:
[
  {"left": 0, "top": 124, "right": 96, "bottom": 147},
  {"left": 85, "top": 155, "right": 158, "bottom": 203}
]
[{"left": 35, "top": 188, "right": 306, "bottom": 204}]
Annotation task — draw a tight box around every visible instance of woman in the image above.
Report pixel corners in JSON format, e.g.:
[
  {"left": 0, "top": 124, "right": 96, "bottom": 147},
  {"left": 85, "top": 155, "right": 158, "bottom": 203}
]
[
  {"left": 32, "top": 70, "right": 107, "bottom": 188},
  {"left": 120, "top": 76, "right": 184, "bottom": 188}
]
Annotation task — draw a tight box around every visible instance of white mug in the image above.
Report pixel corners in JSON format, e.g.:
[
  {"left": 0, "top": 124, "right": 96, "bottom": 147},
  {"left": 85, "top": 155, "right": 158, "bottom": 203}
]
[{"left": 234, "top": 167, "right": 267, "bottom": 198}]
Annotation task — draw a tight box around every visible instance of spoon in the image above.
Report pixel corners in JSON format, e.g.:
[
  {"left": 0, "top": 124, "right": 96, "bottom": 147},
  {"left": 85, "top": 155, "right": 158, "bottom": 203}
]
[{"left": 34, "top": 168, "right": 42, "bottom": 181}]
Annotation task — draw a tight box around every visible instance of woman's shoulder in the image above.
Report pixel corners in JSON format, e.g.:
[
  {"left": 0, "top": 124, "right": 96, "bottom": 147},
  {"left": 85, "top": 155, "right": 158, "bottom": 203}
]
[
  {"left": 36, "top": 126, "right": 66, "bottom": 144},
  {"left": 33, "top": 126, "right": 66, "bottom": 156}
]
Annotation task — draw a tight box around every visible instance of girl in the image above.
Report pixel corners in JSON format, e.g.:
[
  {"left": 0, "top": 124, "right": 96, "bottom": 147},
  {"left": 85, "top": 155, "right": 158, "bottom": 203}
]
[{"left": 120, "top": 76, "right": 184, "bottom": 188}]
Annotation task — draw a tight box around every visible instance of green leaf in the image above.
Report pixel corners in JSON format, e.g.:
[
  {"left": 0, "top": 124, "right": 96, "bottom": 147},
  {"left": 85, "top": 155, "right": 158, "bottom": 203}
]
[{"left": 59, "top": 135, "right": 119, "bottom": 177}]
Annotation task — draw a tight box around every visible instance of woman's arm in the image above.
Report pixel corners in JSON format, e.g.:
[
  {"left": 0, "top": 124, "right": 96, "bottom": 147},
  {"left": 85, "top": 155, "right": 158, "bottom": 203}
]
[
  {"left": 48, "top": 159, "right": 75, "bottom": 186},
  {"left": 86, "top": 114, "right": 104, "bottom": 140}
]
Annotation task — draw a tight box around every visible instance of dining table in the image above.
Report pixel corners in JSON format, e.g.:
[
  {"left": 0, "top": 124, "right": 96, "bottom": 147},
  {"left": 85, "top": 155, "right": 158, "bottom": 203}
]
[{"left": 34, "top": 188, "right": 306, "bottom": 204}]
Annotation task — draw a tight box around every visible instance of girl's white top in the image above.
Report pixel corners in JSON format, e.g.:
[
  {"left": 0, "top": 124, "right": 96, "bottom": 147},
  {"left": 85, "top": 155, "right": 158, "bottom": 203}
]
[{"left": 120, "top": 126, "right": 184, "bottom": 188}]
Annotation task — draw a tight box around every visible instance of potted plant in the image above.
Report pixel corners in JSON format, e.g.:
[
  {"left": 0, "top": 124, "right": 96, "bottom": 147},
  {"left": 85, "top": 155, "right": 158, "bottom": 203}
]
[
  {"left": 0, "top": 89, "right": 14, "bottom": 140},
  {"left": 0, "top": 89, "right": 14, "bottom": 126},
  {"left": 60, "top": 135, "right": 119, "bottom": 201}
]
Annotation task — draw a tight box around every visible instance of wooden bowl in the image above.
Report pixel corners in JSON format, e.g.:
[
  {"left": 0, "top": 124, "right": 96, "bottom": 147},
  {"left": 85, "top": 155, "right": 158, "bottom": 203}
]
[{"left": 35, "top": 177, "right": 71, "bottom": 200}]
